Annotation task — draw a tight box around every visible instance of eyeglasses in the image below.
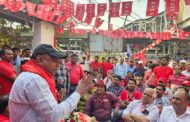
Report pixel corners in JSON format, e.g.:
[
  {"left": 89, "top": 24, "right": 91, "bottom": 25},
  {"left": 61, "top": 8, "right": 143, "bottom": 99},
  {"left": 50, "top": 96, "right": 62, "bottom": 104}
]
[{"left": 143, "top": 92, "right": 153, "bottom": 98}]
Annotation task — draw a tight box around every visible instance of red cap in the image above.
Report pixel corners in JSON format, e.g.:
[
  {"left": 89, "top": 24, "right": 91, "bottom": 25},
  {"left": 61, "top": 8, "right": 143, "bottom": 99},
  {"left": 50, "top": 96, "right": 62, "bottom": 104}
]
[
  {"left": 182, "top": 80, "right": 190, "bottom": 87},
  {"left": 95, "top": 80, "right": 105, "bottom": 86}
]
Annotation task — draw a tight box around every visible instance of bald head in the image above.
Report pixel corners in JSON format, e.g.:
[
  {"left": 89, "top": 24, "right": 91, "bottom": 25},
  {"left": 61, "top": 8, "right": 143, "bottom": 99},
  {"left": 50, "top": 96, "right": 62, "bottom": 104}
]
[{"left": 142, "top": 88, "right": 156, "bottom": 104}]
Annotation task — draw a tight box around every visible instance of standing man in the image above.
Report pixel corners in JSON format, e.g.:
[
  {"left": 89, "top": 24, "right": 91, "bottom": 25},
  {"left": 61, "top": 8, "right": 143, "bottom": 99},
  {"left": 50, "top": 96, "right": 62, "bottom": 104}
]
[
  {"left": 9, "top": 44, "right": 93, "bottom": 122},
  {"left": 0, "top": 47, "right": 17, "bottom": 96},
  {"left": 90, "top": 55, "right": 102, "bottom": 73},
  {"left": 114, "top": 58, "right": 128, "bottom": 80},
  {"left": 147, "top": 56, "right": 173, "bottom": 86},
  {"left": 159, "top": 89, "right": 190, "bottom": 122},
  {"left": 66, "top": 54, "right": 84, "bottom": 94},
  {"left": 102, "top": 57, "right": 113, "bottom": 78}
]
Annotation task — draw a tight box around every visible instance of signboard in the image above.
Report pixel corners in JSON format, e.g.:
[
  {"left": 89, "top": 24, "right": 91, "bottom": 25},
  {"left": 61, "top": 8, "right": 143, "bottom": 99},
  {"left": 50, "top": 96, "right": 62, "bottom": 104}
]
[{"left": 90, "top": 35, "right": 123, "bottom": 52}]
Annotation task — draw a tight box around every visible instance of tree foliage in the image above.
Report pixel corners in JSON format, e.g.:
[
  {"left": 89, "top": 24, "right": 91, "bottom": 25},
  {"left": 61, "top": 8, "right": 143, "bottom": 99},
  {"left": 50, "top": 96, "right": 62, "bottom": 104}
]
[{"left": 0, "top": 17, "right": 31, "bottom": 47}]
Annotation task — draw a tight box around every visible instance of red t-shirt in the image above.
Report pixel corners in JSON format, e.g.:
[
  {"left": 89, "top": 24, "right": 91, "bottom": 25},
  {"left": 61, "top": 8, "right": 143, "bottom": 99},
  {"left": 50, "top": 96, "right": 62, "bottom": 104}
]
[
  {"left": 0, "top": 114, "right": 10, "bottom": 122},
  {"left": 66, "top": 62, "right": 84, "bottom": 85},
  {"left": 153, "top": 66, "right": 174, "bottom": 85},
  {"left": 90, "top": 61, "right": 102, "bottom": 72},
  {"left": 120, "top": 89, "right": 142, "bottom": 101},
  {"left": 102, "top": 62, "right": 113, "bottom": 77},
  {"left": 0, "top": 60, "right": 17, "bottom": 96}
]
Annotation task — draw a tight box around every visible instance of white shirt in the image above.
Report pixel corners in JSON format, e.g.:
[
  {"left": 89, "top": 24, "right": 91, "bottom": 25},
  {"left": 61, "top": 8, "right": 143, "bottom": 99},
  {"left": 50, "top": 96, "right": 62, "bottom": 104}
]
[
  {"left": 159, "top": 106, "right": 190, "bottom": 122},
  {"left": 9, "top": 72, "right": 81, "bottom": 122},
  {"left": 182, "top": 70, "right": 190, "bottom": 77},
  {"left": 122, "top": 100, "right": 159, "bottom": 122}
]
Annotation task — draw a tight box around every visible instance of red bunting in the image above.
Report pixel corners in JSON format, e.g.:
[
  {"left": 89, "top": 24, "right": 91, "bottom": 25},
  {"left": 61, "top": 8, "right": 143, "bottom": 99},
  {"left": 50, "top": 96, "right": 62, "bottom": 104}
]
[
  {"left": 4, "top": 0, "right": 24, "bottom": 12},
  {"left": 110, "top": 2, "right": 120, "bottom": 17},
  {"left": 146, "top": 0, "right": 160, "bottom": 16},
  {"left": 55, "top": 15, "right": 67, "bottom": 24},
  {"left": 185, "top": 0, "right": 190, "bottom": 5},
  {"left": 68, "top": 2, "right": 74, "bottom": 17},
  {"left": 84, "top": 16, "right": 93, "bottom": 25},
  {"left": 26, "top": 1, "right": 36, "bottom": 16},
  {"left": 86, "top": 4, "right": 95, "bottom": 17},
  {"left": 121, "top": 2, "right": 132, "bottom": 16},
  {"left": 0, "top": 0, "right": 3, "bottom": 5},
  {"left": 165, "top": 0, "right": 179, "bottom": 15},
  {"left": 41, "top": 0, "right": 51, "bottom": 5},
  {"left": 53, "top": 5, "right": 63, "bottom": 16},
  {"left": 94, "top": 17, "right": 104, "bottom": 28},
  {"left": 75, "top": 4, "right": 85, "bottom": 21},
  {"left": 97, "top": 3, "right": 107, "bottom": 16}
]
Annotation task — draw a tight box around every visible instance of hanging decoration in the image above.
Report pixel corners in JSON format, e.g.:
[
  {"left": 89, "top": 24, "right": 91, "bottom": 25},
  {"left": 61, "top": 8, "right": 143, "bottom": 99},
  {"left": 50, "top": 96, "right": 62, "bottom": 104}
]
[
  {"left": 121, "top": 1, "right": 133, "bottom": 16},
  {"left": 94, "top": 17, "right": 104, "bottom": 28},
  {"left": 109, "top": 2, "right": 120, "bottom": 17},
  {"left": 165, "top": 0, "right": 180, "bottom": 20},
  {"left": 75, "top": 4, "right": 85, "bottom": 21},
  {"left": 146, "top": 0, "right": 160, "bottom": 16},
  {"left": 185, "top": 0, "right": 190, "bottom": 5},
  {"left": 26, "top": 1, "right": 36, "bottom": 16},
  {"left": 97, "top": 3, "right": 107, "bottom": 16}
]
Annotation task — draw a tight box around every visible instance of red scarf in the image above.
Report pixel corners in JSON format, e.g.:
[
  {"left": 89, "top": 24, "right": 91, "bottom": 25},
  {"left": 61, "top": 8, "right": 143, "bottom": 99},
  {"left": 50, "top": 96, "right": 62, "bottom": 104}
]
[{"left": 21, "top": 59, "right": 58, "bottom": 102}]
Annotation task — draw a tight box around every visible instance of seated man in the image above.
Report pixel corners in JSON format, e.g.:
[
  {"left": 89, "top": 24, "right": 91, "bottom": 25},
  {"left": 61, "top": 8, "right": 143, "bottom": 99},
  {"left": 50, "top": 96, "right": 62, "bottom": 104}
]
[
  {"left": 153, "top": 84, "right": 170, "bottom": 113},
  {"left": 159, "top": 88, "right": 190, "bottom": 122},
  {"left": 84, "top": 80, "right": 120, "bottom": 122},
  {"left": 107, "top": 75, "right": 124, "bottom": 97},
  {"left": 122, "top": 88, "right": 159, "bottom": 122},
  {"left": 0, "top": 95, "right": 10, "bottom": 122}
]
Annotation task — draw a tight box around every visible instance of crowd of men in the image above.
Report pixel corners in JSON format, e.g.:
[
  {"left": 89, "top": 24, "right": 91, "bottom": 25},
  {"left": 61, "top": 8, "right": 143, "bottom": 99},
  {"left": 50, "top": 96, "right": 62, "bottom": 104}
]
[{"left": 0, "top": 44, "right": 190, "bottom": 122}]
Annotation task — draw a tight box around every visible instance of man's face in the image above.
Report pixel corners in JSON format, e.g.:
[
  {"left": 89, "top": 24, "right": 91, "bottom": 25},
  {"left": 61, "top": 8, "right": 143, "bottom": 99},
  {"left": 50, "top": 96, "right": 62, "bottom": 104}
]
[
  {"left": 142, "top": 88, "right": 154, "bottom": 104},
  {"left": 127, "top": 80, "right": 136, "bottom": 91},
  {"left": 186, "top": 62, "right": 190, "bottom": 70},
  {"left": 160, "top": 58, "right": 168, "bottom": 66},
  {"left": 112, "top": 77, "right": 120, "bottom": 85},
  {"left": 174, "top": 65, "right": 182, "bottom": 75},
  {"left": 95, "top": 57, "right": 99, "bottom": 62},
  {"left": 95, "top": 85, "right": 105, "bottom": 95},
  {"left": 156, "top": 86, "right": 164, "bottom": 97},
  {"left": 24, "top": 50, "right": 31, "bottom": 57},
  {"left": 172, "top": 90, "right": 188, "bottom": 110},
  {"left": 1, "top": 49, "right": 13, "bottom": 62},
  {"left": 71, "top": 56, "right": 78, "bottom": 64},
  {"left": 39, "top": 55, "right": 61, "bottom": 74}
]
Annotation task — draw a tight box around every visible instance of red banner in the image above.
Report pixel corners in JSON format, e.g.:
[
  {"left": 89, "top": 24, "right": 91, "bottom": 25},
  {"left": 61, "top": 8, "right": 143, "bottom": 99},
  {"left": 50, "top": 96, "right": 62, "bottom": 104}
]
[
  {"left": 110, "top": 2, "right": 120, "bottom": 17},
  {"left": 94, "top": 18, "right": 104, "bottom": 28},
  {"left": 121, "top": 2, "right": 132, "bottom": 16},
  {"left": 53, "top": 5, "right": 63, "bottom": 16},
  {"left": 84, "top": 16, "right": 93, "bottom": 25},
  {"left": 97, "top": 3, "right": 107, "bottom": 16},
  {"left": 75, "top": 4, "right": 85, "bottom": 21},
  {"left": 86, "top": 4, "right": 95, "bottom": 17},
  {"left": 146, "top": 0, "right": 160, "bottom": 16},
  {"left": 185, "top": 0, "right": 190, "bottom": 5},
  {"left": 165, "top": 0, "right": 179, "bottom": 14}
]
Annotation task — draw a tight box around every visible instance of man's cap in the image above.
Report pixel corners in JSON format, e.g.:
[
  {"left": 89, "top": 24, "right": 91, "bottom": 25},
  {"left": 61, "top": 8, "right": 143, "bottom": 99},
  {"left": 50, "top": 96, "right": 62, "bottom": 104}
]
[
  {"left": 95, "top": 80, "right": 105, "bottom": 86},
  {"left": 182, "top": 80, "right": 190, "bottom": 87},
  {"left": 180, "top": 59, "right": 187, "bottom": 64},
  {"left": 32, "top": 44, "right": 67, "bottom": 59}
]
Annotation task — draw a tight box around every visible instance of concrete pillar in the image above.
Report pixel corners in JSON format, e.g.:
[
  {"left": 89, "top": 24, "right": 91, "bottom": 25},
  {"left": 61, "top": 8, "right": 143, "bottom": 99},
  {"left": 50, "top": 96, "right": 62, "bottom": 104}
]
[{"left": 32, "top": 21, "right": 55, "bottom": 49}]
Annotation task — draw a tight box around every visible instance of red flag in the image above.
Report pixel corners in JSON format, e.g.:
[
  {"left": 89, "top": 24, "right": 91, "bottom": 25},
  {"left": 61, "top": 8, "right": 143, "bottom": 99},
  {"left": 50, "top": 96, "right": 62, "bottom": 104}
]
[
  {"left": 97, "top": 3, "right": 107, "bottom": 16},
  {"left": 68, "top": 2, "right": 74, "bottom": 17},
  {"left": 86, "top": 4, "right": 95, "bottom": 17},
  {"left": 41, "top": 0, "right": 51, "bottom": 5},
  {"left": 75, "top": 4, "right": 85, "bottom": 21},
  {"left": 185, "top": 0, "right": 190, "bottom": 5},
  {"left": 146, "top": 0, "right": 160, "bottom": 16},
  {"left": 94, "top": 17, "right": 104, "bottom": 28},
  {"left": 84, "top": 16, "right": 93, "bottom": 25},
  {"left": 165, "top": 0, "right": 179, "bottom": 14},
  {"left": 109, "top": 2, "right": 120, "bottom": 17},
  {"left": 108, "top": 24, "right": 113, "bottom": 31},
  {"left": 53, "top": 5, "right": 63, "bottom": 15},
  {"left": 121, "top": 2, "right": 132, "bottom": 16}
]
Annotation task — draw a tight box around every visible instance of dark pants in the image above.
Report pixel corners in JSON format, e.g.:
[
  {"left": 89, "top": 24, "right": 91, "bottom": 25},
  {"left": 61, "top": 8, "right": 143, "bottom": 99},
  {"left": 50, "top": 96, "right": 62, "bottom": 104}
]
[{"left": 69, "top": 84, "right": 78, "bottom": 95}]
